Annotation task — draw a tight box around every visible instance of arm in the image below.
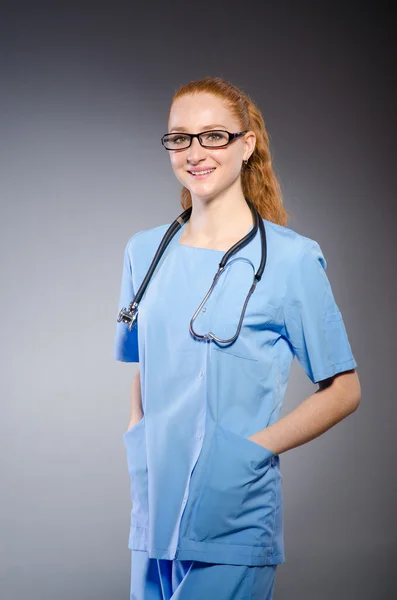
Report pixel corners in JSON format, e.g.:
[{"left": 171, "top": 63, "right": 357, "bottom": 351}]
[
  {"left": 252, "top": 239, "right": 360, "bottom": 455},
  {"left": 127, "top": 366, "right": 144, "bottom": 431},
  {"left": 249, "top": 369, "right": 361, "bottom": 454}
]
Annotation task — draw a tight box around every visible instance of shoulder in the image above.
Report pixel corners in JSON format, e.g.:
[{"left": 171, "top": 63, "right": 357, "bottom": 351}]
[
  {"left": 124, "top": 222, "right": 171, "bottom": 256},
  {"left": 124, "top": 218, "right": 325, "bottom": 269},
  {"left": 262, "top": 218, "right": 326, "bottom": 270}
]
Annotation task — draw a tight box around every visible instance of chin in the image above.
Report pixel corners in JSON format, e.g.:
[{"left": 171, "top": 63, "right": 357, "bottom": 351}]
[
  {"left": 181, "top": 182, "right": 215, "bottom": 197},
  {"left": 191, "top": 190, "right": 224, "bottom": 203}
]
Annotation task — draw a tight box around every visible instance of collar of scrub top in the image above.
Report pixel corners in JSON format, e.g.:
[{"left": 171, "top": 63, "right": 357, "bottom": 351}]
[{"left": 117, "top": 199, "right": 267, "bottom": 344}]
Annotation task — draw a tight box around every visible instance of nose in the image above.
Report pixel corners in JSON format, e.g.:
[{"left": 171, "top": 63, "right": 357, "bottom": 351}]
[{"left": 186, "top": 136, "right": 208, "bottom": 164}]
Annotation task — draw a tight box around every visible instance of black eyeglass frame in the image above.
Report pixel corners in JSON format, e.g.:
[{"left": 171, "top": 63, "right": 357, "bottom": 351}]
[{"left": 161, "top": 129, "right": 248, "bottom": 150}]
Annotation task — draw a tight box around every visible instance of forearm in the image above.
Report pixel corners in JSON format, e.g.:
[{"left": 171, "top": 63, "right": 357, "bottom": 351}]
[
  {"left": 127, "top": 366, "right": 143, "bottom": 429},
  {"left": 250, "top": 370, "right": 361, "bottom": 455}
]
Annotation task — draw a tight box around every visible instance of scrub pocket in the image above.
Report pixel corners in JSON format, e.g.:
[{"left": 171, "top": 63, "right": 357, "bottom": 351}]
[
  {"left": 189, "top": 424, "right": 278, "bottom": 548},
  {"left": 122, "top": 417, "right": 149, "bottom": 529}
]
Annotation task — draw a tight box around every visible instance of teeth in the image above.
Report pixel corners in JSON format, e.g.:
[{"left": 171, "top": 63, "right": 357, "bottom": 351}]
[{"left": 191, "top": 169, "right": 214, "bottom": 175}]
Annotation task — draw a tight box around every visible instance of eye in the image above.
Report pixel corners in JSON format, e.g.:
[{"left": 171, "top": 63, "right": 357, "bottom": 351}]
[
  {"left": 168, "top": 134, "right": 188, "bottom": 144},
  {"left": 204, "top": 132, "right": 221, "bottom": 140},
  {"left": 202, "top": 131, "right": 229, "bottom": 143}
]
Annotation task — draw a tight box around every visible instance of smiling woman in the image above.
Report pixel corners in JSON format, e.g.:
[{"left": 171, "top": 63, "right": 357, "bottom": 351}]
[
  {"left": 165, "top": 93, "right": 257, "bottom": 229},
  {"left": 114, "top": 76, "right": 359, "bottom": 600}
]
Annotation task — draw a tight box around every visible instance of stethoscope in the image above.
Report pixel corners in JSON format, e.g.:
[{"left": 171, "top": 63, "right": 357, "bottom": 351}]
[{"left": 117, "top": 199, "right": 267, "bottom": 345}]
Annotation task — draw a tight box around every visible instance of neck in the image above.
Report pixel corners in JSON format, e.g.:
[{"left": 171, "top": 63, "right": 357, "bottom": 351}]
[{"left": 183, "top": 194, "right": 253, "bottom": 247}]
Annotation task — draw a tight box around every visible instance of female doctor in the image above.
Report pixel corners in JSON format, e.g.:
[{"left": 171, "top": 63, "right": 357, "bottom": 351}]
[{"left": 114, "top": 77, "right": 361, "bottom": 600}]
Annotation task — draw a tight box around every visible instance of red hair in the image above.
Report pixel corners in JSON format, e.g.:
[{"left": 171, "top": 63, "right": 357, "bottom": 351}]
[{"left": 168, "top": 77, "right": 290, "bottom": 226}]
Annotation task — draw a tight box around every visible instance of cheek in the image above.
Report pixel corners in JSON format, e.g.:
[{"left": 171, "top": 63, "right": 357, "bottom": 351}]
[
  {"left": 213, "top": 149, "right": 240, "bottom": 170},
  {"left": 169, "top": 153, "right": 185, "bottom": 171},
  {"left": 169, "top": 155, "right": 188, "bottom": 186}
]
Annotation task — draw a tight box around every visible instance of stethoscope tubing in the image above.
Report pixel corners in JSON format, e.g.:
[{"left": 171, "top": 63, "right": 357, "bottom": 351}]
[
  {"left": 117, "top": 199, "right": 267, "bottom": 338},
  {"left": 189, "top": 203, "right": 267, "bottom": 343}
]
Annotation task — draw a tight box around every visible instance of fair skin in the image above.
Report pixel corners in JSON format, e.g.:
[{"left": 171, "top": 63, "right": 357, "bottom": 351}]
[
  {"left": 168, "top": 92, "right": 257, "bottom": 249},
  {"left": 128, "top": 92, "right": 361, "bottom": 451},
  {"left": 127, "top": 369, "right": 143, "bottom": 430}
]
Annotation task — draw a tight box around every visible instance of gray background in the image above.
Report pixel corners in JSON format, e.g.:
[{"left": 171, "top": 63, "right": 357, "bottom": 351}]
[{"left": 1, "top": 2, "right": 396, "bottom": 599}]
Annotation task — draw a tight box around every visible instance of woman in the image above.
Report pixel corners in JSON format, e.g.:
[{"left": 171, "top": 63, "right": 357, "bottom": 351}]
[{"left": 114, "top": 77, "right": 361, "bottom": 600}]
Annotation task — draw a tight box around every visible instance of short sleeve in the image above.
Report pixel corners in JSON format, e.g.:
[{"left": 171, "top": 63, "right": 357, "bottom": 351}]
[
  {"left": 114, "top": 238, "right": 139, "bottom": 362},
  {"left": 283, "top": 240, "right": 357, "bottom": 384}
]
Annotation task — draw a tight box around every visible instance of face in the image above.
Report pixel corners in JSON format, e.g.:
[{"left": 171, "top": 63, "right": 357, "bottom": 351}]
[{"left": 166, "top": 93, "right": 256, "bottom": 203}]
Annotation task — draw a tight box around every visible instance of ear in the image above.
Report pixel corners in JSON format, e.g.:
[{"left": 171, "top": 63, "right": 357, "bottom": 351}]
[{"left": 244, "top": 130, "right": 256, "bottom": 160}]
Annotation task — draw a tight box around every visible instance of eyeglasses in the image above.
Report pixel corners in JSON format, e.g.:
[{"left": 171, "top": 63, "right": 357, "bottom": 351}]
[{"left": 161, "top": 129, "right": 248, "bottom": 151}]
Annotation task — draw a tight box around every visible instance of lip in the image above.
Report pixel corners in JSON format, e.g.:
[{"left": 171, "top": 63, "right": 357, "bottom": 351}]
[{"left": 187, "top": 167, "right": 216, "bottom": 179}]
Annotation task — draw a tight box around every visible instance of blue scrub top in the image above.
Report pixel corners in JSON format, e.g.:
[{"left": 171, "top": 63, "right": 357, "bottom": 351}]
[{"left": 114, "top": 217, "right": 357, "bottom": 567}]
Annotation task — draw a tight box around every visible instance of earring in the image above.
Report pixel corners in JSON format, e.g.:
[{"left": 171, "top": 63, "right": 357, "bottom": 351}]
[{"left": 244, "top": 159, "right": 249, "bottom": 166}]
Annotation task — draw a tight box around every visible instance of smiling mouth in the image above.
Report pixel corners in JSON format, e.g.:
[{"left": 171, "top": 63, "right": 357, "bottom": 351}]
[{"left": 188, "top": 168, "right": 216, "bottom": 177}]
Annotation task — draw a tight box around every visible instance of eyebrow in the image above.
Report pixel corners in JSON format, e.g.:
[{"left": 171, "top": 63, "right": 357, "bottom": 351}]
[{"left": 169, "top": 124, "right": 227, "bottom": 133}]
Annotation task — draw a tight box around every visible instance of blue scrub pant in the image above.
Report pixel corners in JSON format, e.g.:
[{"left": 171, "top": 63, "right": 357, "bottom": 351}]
[{"left": 130, "top": 550, "right": 277, "bottom": 600}]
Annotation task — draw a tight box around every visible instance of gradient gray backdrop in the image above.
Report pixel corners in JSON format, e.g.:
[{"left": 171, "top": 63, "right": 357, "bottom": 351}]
[{"left": 1, "top": 2, "right": 396, "bottom": 599}]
